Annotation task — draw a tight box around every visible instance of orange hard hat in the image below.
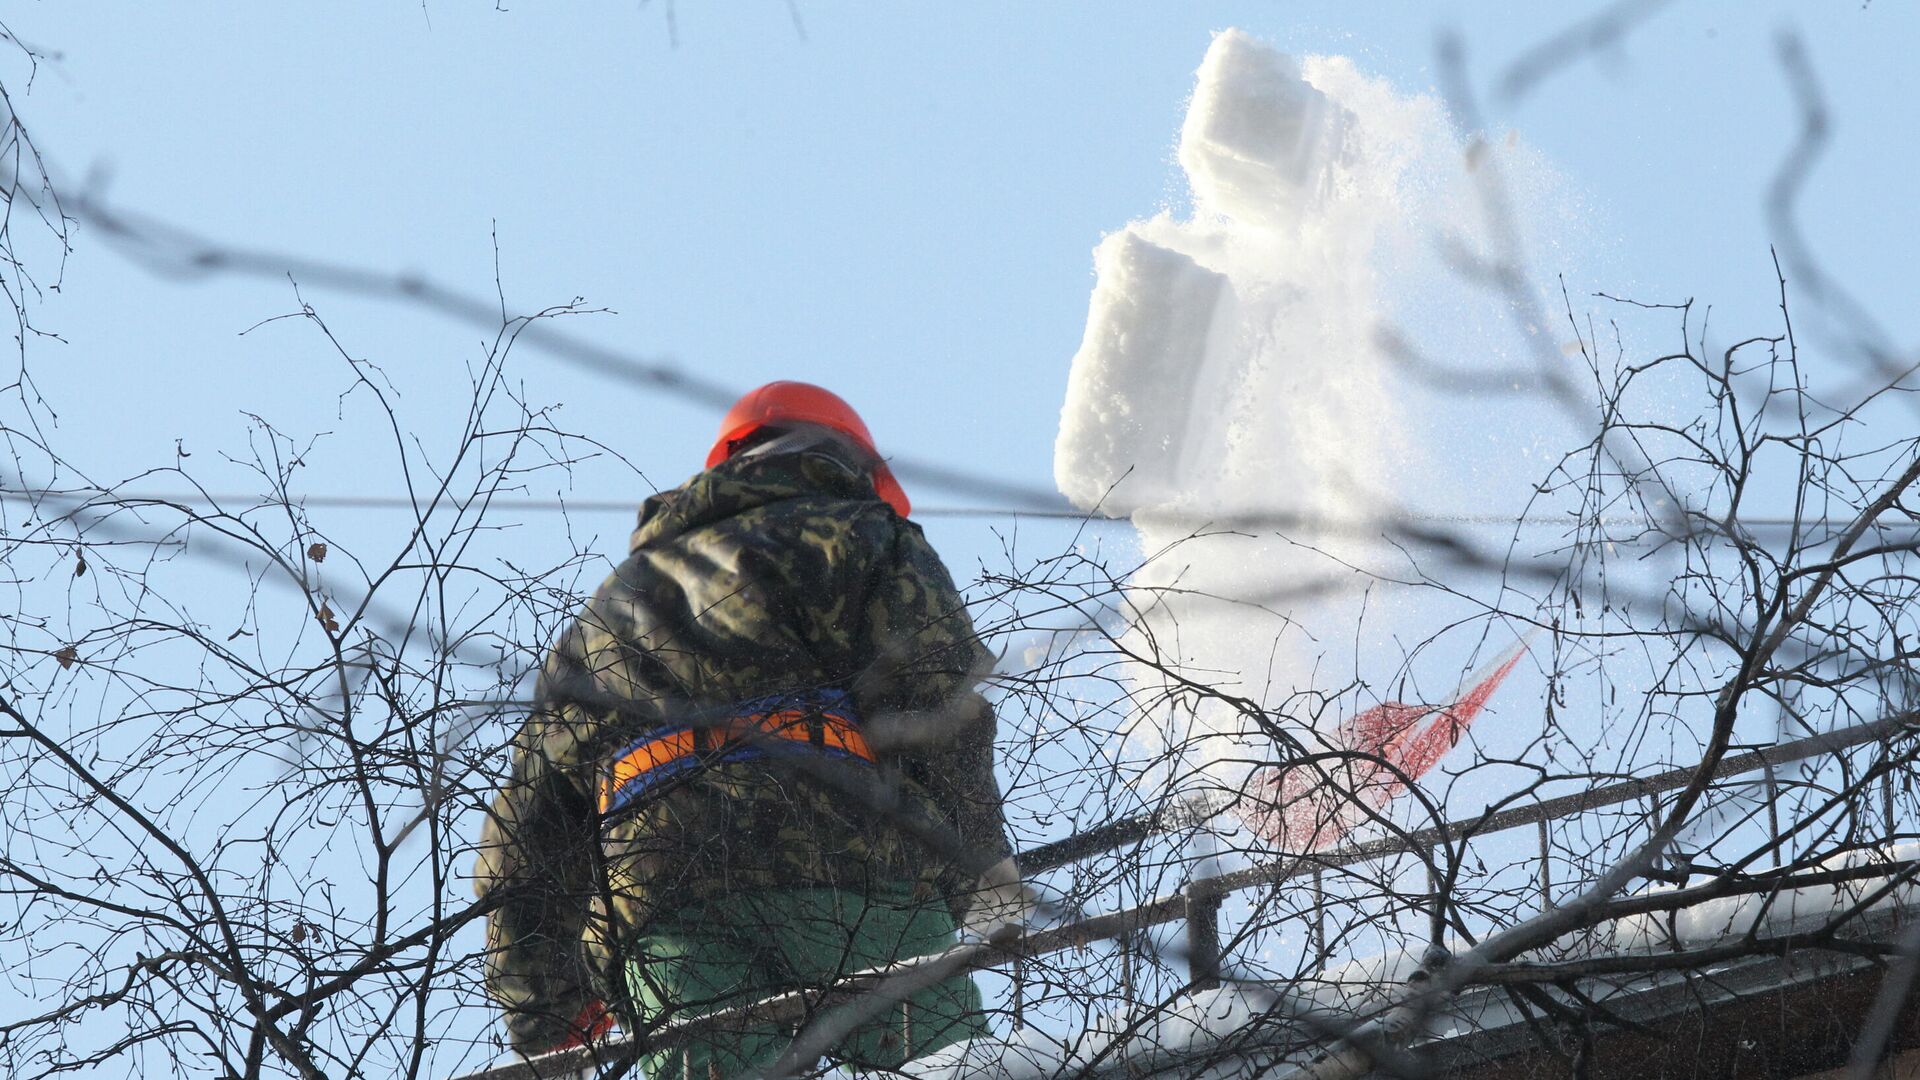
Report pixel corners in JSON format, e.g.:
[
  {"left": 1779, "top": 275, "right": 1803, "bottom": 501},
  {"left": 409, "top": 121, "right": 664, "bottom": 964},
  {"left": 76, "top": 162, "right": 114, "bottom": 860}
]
[{"left": 707, "top": 381, "right": 911, "bottom": 516}]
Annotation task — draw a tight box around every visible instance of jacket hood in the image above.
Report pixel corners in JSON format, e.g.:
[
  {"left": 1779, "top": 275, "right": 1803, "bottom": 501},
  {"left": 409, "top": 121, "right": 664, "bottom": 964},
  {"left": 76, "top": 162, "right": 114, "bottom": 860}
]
[{"left": 629, "top": 437, "right": 884, "bottom": 553}]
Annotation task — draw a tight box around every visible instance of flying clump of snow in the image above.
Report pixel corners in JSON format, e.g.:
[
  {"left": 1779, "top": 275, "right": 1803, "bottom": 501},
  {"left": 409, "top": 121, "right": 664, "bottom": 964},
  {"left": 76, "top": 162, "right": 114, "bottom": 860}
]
[
  {"left": 1054, "top": 231, "right": 1234, "bottom": 513},
  {"left": 1178, "top": 36, "right": 1350, "bottom": 233},
  {"left": 1056, "top": 32, "right": 1397, "bottom": 519},
  {"left": 1053, "top": 29, "right": 1578, "bottom": 794}
]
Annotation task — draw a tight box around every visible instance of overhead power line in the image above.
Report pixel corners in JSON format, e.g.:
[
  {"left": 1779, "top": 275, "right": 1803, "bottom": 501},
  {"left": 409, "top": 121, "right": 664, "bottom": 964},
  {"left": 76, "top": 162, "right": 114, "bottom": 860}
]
[
  {"left": 69, "top": 194, "right": 1920, "bottom": 530},
  {"left": 72, "top": 194, "right": 1072, "bottom": 512},
  {"left": 1, "top": 488, "right": 1908, "bottom": 533}
]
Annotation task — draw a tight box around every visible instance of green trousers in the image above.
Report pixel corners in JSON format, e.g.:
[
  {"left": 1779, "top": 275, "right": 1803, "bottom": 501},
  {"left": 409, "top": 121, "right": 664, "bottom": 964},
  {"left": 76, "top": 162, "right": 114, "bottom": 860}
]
[{"left": 625, "top": 884, "right": 987, "bottom": 1079}]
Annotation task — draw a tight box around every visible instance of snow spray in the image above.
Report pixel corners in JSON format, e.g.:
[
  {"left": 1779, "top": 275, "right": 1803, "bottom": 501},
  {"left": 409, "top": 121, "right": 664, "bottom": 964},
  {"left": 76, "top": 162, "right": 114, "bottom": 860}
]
[{"left": 1052, "top": 30, "right": 1581, "bottom": 812}]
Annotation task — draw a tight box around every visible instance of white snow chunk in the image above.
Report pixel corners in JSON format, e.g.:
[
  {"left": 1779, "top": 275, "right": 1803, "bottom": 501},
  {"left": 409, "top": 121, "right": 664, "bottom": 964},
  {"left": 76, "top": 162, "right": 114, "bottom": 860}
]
[
  {"left": 1179, "top": 30, "right": 1349, "bottom": 230},
  {"left": 1053, "top": 227, "right": 1235, "bottom": 515}
]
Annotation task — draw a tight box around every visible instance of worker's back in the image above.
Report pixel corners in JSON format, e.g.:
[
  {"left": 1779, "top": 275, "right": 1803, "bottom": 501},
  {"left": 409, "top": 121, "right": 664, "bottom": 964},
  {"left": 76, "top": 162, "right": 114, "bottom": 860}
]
[{"left": 476, "top": 420, "right": 1011, "bottom": 1065}]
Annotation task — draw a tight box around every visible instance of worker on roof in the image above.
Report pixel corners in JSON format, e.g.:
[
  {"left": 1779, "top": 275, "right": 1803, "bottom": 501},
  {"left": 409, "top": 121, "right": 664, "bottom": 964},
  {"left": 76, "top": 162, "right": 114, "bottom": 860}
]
[{"left": 474, "top": 381, "right": 1025, "bottom": 1077}]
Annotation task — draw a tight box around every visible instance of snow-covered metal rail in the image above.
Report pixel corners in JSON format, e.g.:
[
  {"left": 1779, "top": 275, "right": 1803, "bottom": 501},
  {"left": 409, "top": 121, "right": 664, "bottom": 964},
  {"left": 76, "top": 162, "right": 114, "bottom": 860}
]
[{"left": 453, "top": 711, "right": 1919, "bottom": 1080}]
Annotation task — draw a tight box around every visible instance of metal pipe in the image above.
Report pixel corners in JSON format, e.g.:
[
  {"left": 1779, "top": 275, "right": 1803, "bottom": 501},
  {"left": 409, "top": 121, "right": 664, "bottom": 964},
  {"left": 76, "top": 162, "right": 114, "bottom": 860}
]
[{"left": 1184, "top": 884, "right": 1223, "bottom": 991}]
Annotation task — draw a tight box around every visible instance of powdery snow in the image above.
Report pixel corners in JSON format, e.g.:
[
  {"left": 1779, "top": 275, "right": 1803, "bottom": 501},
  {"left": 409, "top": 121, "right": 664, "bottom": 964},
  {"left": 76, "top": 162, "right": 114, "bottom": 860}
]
[
  {"left": 914, "top": 986, "right": 1296, "bottom": 1080},
  {"left": 1237, "top": 637, "right": 1531, "bottom": 852},
  {"left": 1600, "top": 841, "right": 1920, "bottom": 952},
  {"left": 1051, "top": 28, "right": 1582, "bottom": 799}
]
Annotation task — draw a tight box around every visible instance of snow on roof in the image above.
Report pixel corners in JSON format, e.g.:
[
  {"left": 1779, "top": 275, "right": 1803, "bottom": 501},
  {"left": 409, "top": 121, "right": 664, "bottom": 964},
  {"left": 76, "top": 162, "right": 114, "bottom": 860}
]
[{"left": 910, "top": 843, "right": 1920, "bottom": 1079}]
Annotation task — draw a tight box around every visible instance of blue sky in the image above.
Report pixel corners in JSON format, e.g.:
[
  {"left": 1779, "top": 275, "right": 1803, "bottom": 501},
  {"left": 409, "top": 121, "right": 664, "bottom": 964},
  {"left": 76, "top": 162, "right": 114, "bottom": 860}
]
[
  {"left": 4, "top": 2, "right": 1917, "bottom": 1069},
  {"left": 7, "top": 1, "right": 1914, "bottom": 577}
]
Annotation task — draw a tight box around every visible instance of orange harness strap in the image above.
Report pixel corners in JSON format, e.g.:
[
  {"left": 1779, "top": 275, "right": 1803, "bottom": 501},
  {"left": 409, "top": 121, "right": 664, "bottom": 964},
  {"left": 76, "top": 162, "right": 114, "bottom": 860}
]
[{"left": 600, "top": 695, "right": 875, "bottom": 816}]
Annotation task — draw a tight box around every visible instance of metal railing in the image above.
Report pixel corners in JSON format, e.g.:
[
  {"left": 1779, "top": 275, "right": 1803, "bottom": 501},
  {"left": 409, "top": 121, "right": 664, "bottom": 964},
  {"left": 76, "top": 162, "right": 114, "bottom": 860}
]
[{"left": 457, "top": 711, "right": 1919, "bottom": 1080}]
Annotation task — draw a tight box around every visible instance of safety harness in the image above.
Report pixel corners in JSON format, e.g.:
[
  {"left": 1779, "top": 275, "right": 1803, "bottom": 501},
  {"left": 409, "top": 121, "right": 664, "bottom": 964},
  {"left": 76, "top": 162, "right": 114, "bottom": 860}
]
[{"left": 599, "top": 689, "right": 877, "bottom": 817}]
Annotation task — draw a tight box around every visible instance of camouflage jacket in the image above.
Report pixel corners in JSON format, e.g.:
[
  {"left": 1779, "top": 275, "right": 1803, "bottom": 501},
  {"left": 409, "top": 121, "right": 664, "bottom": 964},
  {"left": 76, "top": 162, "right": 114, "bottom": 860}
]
[{"left": 473, "top": 438, "right": 1012, "bottom": 1050}]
